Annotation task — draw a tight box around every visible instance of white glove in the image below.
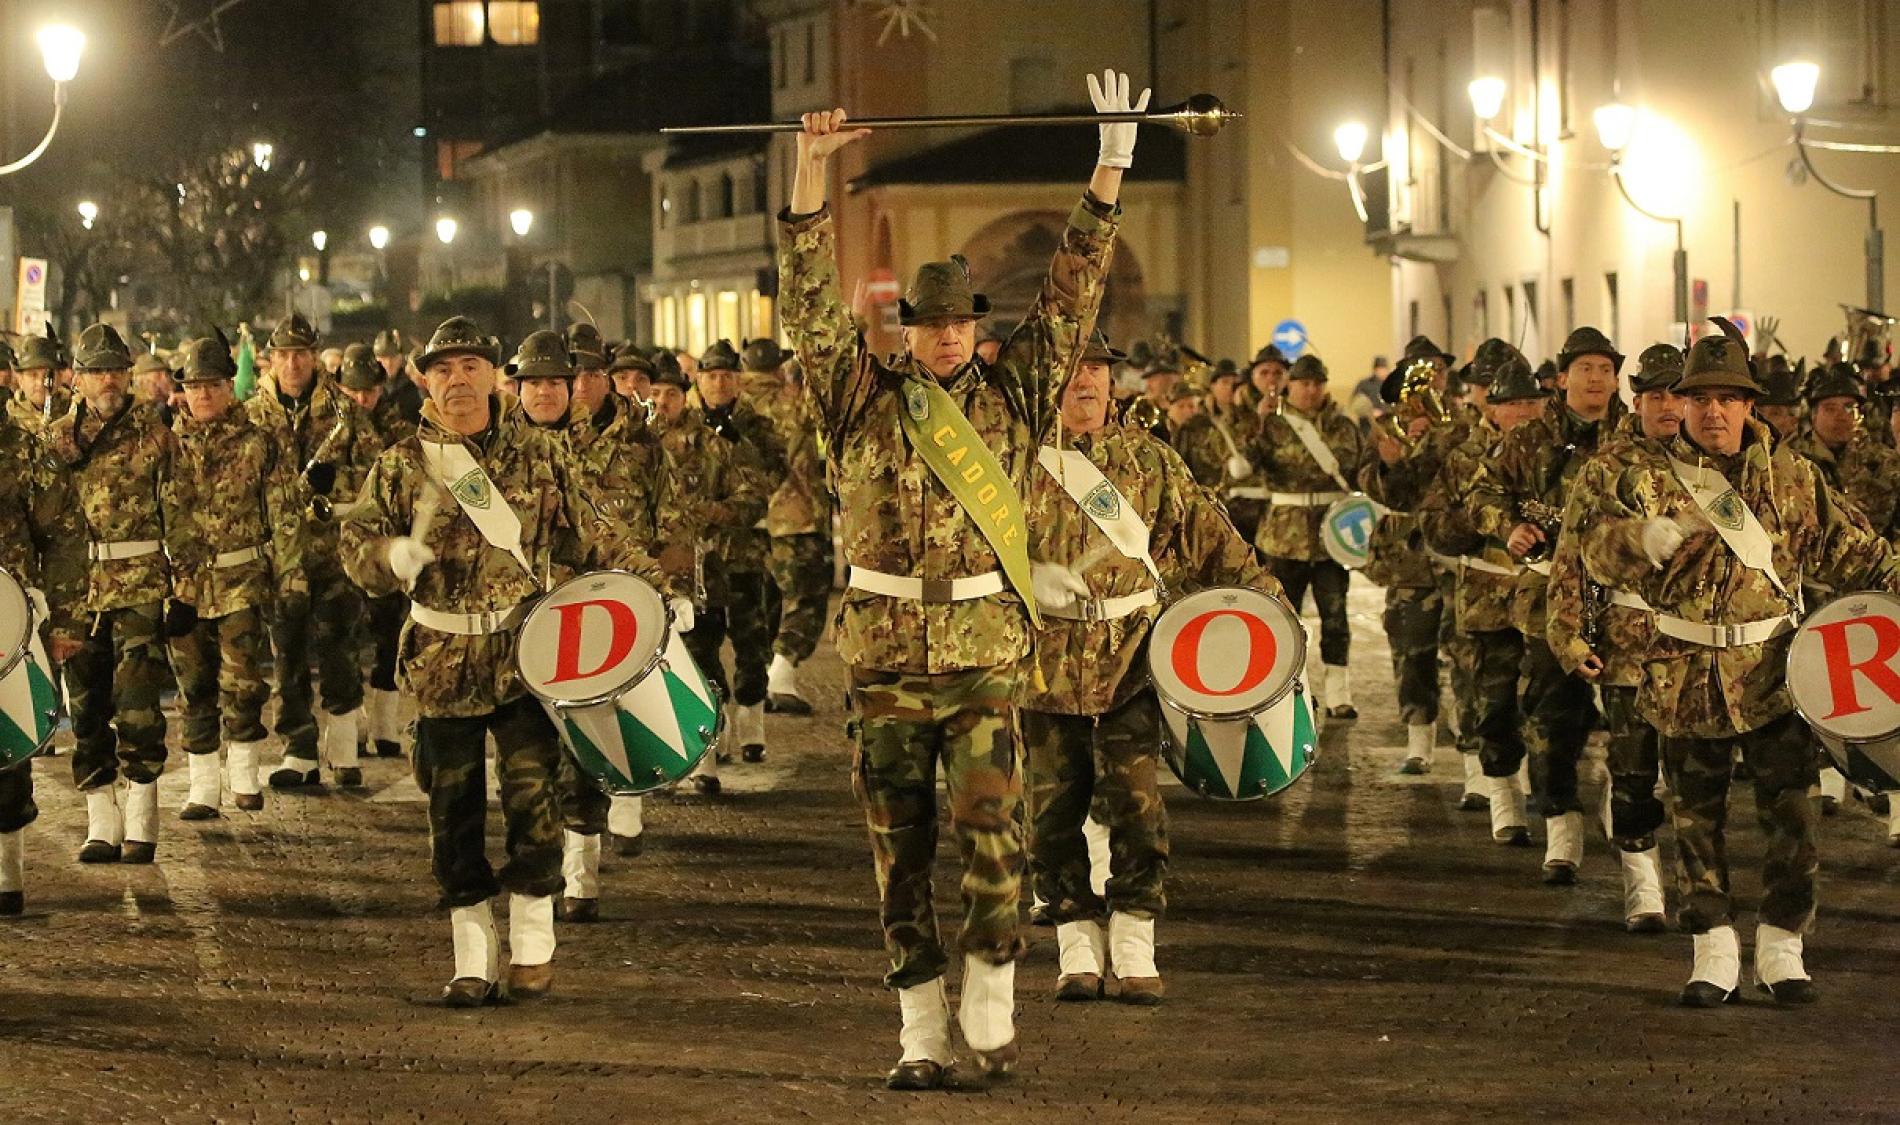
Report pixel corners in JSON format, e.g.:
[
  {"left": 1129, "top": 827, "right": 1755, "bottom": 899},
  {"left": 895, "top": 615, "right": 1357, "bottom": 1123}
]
[
  {"left": 1032, "top": 561, "right": 1091, "bottom": 612},
  {"left": 386, "top": 536, "right": 437, "bottom": 587},
  {"left": 1226, "top": 454, "right": 1254, "bottom": 481},
  {"left": 1641, "top": 518, "right": 1685, "bottom": 568},
  {"left": 669, "top": 596, "right": 697, "bottom": 635},
  {"left": 1088, "top": 69, "right": 1151, "bottom": 170}
]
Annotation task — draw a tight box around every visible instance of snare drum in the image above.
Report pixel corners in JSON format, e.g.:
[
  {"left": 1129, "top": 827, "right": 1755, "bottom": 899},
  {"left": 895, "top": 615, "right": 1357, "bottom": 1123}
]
[
  {"left": 0, "top": 569, "right": 59, "bottom": 772},
  {"left": 1147, "top": 586, "right": 1317, "bottom": 800},
  {"left": 1787, "top": 591, "right": 1900, "bottom": 793},
  {"left": 1322, "top": 494, "right": 1381, "bottom": 571},
  {"left": 516, "top": 570, "right": 722, "bottom": 795}
]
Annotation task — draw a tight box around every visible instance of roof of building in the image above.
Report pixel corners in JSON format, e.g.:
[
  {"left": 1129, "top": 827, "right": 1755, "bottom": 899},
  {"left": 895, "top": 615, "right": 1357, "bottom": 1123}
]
[{"left": 850, "top": 119, "right": 1187, "bottom": 188}]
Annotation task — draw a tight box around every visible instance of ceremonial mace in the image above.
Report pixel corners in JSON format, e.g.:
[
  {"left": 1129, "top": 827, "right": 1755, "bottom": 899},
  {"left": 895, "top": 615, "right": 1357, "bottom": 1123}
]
[{"left": 660, "top": 94, "right": 1240, "bottom": 137}]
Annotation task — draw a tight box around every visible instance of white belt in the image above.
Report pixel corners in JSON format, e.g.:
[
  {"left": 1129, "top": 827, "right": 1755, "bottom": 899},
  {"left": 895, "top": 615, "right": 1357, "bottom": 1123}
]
[
  {"left": 409, "top": 601, "right": 529, "bottom": 636},
  {"left": 213, "top": 545, "right": 265, "bottom": 569},
  {"left": 1270, "top": 491, "right": 1347, "bottom": 507},
  {"left": 1607, "top": 590, "right": 1653, "bottom": 612},
  {"left": 1226, "top": 486, "right": 1269, "bottom": 500},
  {"left": 1041, "top": 588, "right": 1158, "bottom": 622},
  {"left": 847, "top": 566, "right": 1005, "bottom": 603},
  {"left": 88, "top": 539, "right": 161, "bottom": 562},
  {"left": 1460, "top": 556, "right": 1521, "bottom": 577},
  {"left": 1523, "top": 559, "right": 1553, "bottom": 577},
  {"left": 1653, "top": 612, "right": 1796, "bottom": 649}
]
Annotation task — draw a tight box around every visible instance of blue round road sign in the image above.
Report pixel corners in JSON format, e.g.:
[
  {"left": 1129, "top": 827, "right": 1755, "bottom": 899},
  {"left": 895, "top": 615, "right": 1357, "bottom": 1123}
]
[{"left": 1271, "top": 319, "right": 1308, "bottom": 360}]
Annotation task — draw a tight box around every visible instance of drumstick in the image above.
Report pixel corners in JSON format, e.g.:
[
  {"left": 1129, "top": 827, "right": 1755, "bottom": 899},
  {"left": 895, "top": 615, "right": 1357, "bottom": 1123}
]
[{"left": 404, "top": 482, "right": 444, "bottom": 594}]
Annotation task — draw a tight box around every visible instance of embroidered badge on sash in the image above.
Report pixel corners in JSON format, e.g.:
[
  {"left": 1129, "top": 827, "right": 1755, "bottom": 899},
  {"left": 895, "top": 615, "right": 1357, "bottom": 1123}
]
[
  {"left": 1709, "top": 489, "right": 1745, "bottom": 531},
  {"left": 452, "top": 468, "right": 492, "bottom": 510},
  {"left": 904, "top": 383, "right": 931, "bottom": 422},
  {"left": 1083, "top": 480, "right": 1121, "bottom": 521}
]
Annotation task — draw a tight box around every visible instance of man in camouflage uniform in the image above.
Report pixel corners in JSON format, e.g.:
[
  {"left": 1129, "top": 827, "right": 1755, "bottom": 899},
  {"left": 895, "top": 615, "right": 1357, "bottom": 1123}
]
[
  {"left": 372, "top": 329, "right": 425, "bottom": 430},
  {"left": 1361, "top": 348, "right": 1463, "bottom": 775},
  {"left": 337, "top": 343, "right": 412, "bottom": 758},
  {"left": 649, "top": 347, "right": 774, "bottom": 785},
  {"left": 1021, "top": 330, "right": 1282, "bottom": 1006},
  {"left": 0, "top": 390, "right": 85, "bottom": 912},
  {"left": 1419, "top": 352, "right": 1547, "bottom": 841},
  {"left": 1222, "top": 345, "right": 1286, "bottom": 546},
  {"left": 780, "top": 78, "right": 1130, "bottom": 1086},
  {"left": 46, "top": 325, "right": 188, "bottom": 865},
  {"left": 1544, "top": 344, "right": 1684, "bottom": 933},
  {"left": 1164, "top": 382, "right": 1225, "bottom": 489},
  {"left": 609, "top": 349, "right": 655, "bottom": 405},
  {"left": 166, "top": 335, "right": 307, "bottom": 820},
  {"left": 1470, "top": 327, "right": 1618, "bottom": 883},
  {"left": 7, "top": 330, "right": 71, "bottom": 440},
  {"left": 248, "top": 313, "right": 381, "bottom": 788},
  {"left": 341, "top": 316, "right": 678, "bottom": 1006},
  {"left": 1753, "top": 364, "right": 1802, "bottom": 441},
  {"left": 1578, "top": 319, "right": 1900, "bottom": 1006},
  {"left": 1249, "top": 353, "right": 1366, "bottom": 719},
  {"left": 740, "top": 339, "right": 834, "bottom": 717}
]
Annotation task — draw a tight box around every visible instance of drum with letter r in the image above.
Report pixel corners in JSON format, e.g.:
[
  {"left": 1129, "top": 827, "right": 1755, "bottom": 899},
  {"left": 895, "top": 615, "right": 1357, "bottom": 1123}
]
[
  {"left": 516, "top": 570, "right": 722, "bottom": 795},
  {"left": 0, "top": 569, "right": 59, "bottom": 772},
  {"left": 1322, "top": 493, "right": 1381, "bottom": 571},
  {"left": 1787, "top": 591, "right": 1900, "bottom": 792},
  {"left": 1147, "top": 586, "right": 1317, "bottom": 800}
]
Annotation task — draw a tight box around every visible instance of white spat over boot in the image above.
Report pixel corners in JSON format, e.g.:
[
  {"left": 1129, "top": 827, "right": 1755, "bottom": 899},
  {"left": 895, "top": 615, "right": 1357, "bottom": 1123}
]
[
  {"left": 1108, "top": 911, "right": 1163, "bottom": 1005},
  {"left": 1399, "top": 723, "right": 1433, "bottom": 774},
  {"left": 1619, "top": 847, "right": 1667, "bottom": 932},
  {"left": 1755, "top": 923, "right": 1817, "bottom": 1005},
  {"left": 445, "top": 900, "right": 500, "bottom": 1007},
  {"left": 1488, "top": 772, "right": 1530, "bottom": 846},
  {"left": 958, "top": 954, "right": 1019, "bottom": 1077},
  {"left": 226, "top": 741, "right": 267, "bottom": 811},
  {"left": 1459, "top": 752, "right": 1489, "bottom": 810},
  {"left": 1542, "top": 810, "right": 1584, "bottom": 884},
  {"left": 1679, "top": 924, "right": 1740, "bottom": 1007},
  {"left": 1054, "top": 919, "right": 1106, "bottom": 1001},
  {"left": 507, "top": 893, "right": 557, "bottom": 998},
  {"left": 78, "top": 786, "right": 123, "bottom": 863},
  {"left": 886, "top": 978, "right": 953, "bottom": 1090},
  {"left": 179, "top": 751, "right": 223, "bottom": 820},
  {"left": 120, "top": 781, "right": 159, "bottom": 864},
  {"left": 325, "top": 707, "right": 364, "bottom": 785}
]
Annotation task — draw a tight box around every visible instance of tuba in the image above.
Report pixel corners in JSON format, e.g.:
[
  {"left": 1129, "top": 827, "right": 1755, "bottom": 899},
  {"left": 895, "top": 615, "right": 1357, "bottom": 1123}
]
[{"left": 1373, "top": 358, "right": 1452, "bottom": 451}]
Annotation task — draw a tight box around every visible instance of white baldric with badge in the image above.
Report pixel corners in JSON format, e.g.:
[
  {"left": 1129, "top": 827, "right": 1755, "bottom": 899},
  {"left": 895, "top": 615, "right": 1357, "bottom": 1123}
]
[
  {"left": 1658, "top": 457, "right": 1802, "bottom": 648},
  {"left": 1037, "top": 445, "right": 1162, "bottom": 621},
  {"left": 1277, "top": 411, "right": 1353, "bottom": 497}
]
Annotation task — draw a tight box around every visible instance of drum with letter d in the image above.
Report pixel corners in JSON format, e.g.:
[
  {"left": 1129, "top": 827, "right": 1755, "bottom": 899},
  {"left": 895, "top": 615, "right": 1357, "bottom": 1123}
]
[
  {"left": 1147, "top": 586, "right": 1317, "bottom": 800},
  {"left": 0, "top": 569, "right": 59, "bottom": 772},
  {"left": 1787, "top": 591, "right": 1900, "bottom": 792},
  {"left": 1322, "top": 494, "right": 1381, "bottom": 570},
  {"left": 516, "top": 570, "right": 722, "bottom": 795}
]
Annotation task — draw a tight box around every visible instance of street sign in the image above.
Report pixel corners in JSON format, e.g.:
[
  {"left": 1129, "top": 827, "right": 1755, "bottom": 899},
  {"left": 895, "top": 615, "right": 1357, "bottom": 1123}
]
[
  {"left": 866, "top": 267, "right": 900, "bottom": 305},
  {"left": 1271, "top": 319, "right": 1308, "bottom": 360},
  {"left": 1726, "top": 309, "right": 1754, "bottom": 350},
  {"left": 14, "top": 257, "right": 47, "bottom": 336}
]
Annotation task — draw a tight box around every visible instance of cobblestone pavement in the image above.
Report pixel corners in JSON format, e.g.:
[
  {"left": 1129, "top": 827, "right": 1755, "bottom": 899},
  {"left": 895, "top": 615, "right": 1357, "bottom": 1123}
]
[{"left": 5, "top": 580, "right": 1900, "bottom": 1123}]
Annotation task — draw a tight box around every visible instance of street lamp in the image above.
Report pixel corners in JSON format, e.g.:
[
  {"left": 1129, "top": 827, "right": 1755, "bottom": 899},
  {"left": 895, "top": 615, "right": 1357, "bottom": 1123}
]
[
  {"left": 311, "top": 230, "right": 327, "bottom": 253},
  {"left": 1773, "top": 60, "right": 1882, "bottom": 309},
  {"left": 251, "top": 141, "right": 274, "bottom": 171},
  {"left": 1467, "top": 76, "right": 1507, "bottom": 123},
  {"left": 368, "top": 225, "right": 390, "bottom": 251},
  {"left": 509, "top": 208, "right": 534, "bottom": 238},
  {"left": 1595, "top": 101, "right": 1688, "bottom": 327},
  {"left": 77, "top": 200, "right": 98, "bottom": 230},
  {"left": 435, "top": 216, "right": 458, "bottom": 244},
  {"left": 1333, "top": 122, "right": 1368, "bottom": 165},
  {"left": 0, "top": 24, "right": 87, "bottom": 177}
]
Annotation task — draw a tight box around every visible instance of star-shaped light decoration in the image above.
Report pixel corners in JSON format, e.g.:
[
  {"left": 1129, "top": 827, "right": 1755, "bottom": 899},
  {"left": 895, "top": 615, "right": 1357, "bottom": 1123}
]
[
  {"left": 860, "top": 0, "right": 938, "bottom": 46},
  {"left": 156, "top": 0, "right": 255, "bottom": 51}
]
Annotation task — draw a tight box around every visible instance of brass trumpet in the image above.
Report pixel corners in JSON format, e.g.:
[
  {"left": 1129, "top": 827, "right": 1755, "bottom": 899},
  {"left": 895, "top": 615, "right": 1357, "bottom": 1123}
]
[
  {"left": 1373, "top": 359, "right": 1452, "bottom": 451},
  {"left": 661, "top": 94, "right": 1240, "bottom": 137}
]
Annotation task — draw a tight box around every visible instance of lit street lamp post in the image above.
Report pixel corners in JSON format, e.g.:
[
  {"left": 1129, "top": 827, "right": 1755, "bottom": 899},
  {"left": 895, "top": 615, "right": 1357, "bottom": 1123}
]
[
  {"left": 1595, "top": 101, "right": 1689, "bottom": 329},
  {"left": 1774, "top": 60, "right": 1882, "bottom": 310},
  {"left": 510, "top": 207, "right": 558, "bottom": 331},
  {"left": 1, "top": 25, "right": 87, "bottom": 177},
  {"left": 436, "top": 216, "right": 458, "bottom": 296}
]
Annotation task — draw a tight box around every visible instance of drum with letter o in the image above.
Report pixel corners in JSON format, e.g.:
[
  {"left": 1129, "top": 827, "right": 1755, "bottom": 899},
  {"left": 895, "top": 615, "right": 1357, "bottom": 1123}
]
[
  {"left": 516, "top": 570, "right": 722, "bottom": 795},
  {"left": 1147, "top": 586, "right": 1317, "bottom": 800},
  {"left": 1322, "top": 494, "right": 1380, "bottom": 570},
  {"left": 0, "top": 569, "right": 59, "bottom": 772},
  {"left": 1788, "top": 591, "right": 1900, "bottom": 792}
]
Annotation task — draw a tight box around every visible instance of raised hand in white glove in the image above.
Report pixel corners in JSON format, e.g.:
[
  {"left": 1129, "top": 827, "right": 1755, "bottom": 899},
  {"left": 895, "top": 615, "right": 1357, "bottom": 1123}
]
[
  {"left": 1226, "top": 454, "right": 1254, "bottom": 481},
  {"left": 386, "top": 536, "right": 437, "bottom": 587},
  {"left": 1032, "top": 561, "right": 1091, "bottom": 612},
  {"left": 1641, "top": 517, "right": 1685, "bottom": 568},
  {"left": 669, "top": 596, "right": 697, "bottom": 635},
  {"left": 1087, "top": 69, "right": 1151, "bottom": 170}
]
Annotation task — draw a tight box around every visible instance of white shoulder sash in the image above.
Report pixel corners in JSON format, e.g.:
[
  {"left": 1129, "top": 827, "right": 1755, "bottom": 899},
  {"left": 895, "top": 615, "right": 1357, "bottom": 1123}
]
[
  {"left": 1667, "top": 457, "right": 1793, "bottom": 598},
  {"left": 1037, "top": 445, "right": 1162, "bottom": 585},
  {"left": 1279, "top": 411, "right": 1352, "bottom": 492},
  {"left": 420, "top": 437, "right": 536, "bottom": 581}
]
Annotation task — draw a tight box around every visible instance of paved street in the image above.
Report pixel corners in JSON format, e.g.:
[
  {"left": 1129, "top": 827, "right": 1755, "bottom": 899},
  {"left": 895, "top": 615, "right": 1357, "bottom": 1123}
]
[{"left": 5, "top": 581, "right": 1900, "bottom": 1123}]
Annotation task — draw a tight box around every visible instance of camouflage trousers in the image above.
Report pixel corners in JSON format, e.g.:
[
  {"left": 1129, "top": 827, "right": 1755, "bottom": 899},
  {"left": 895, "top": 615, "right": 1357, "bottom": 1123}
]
[
  {"left": 1266, "top": 557, "right": 1351, "bottom": 665},
  {"left": 167, "top": 606, "right": 271, "bottom": 756},
  {"left": 850, "top": 663, "right": 1027, "bottom": 989},
  {"left": 67, "top": 602, "right": 169, "bottom": 790},
  {"left": 767, "top": 532, "right": 832, "bottom": 664},
  {"left": 1471, "top": 628, "right": 1528, "bottom": 779},
  {"left": 270, "top": 560, "right": 365, "bottom": 759},
  {"left": 1444, "top": 628, "right": 1480, "bottom": 752},
  {"left": 556, "top": 747, "right": 610, "bottom": 837},
  {"left": 364, "top": 593, "right": 405, "bottom": 692},
  {"left": 1602, "top": 685, "right": 1665, "bottom": 851},
  {"left": 1383, "top": 583, "right": 1444, "bottom": 726},
  {"left": 1022, "top": 688, "right": 1169, "bottom": 923},
  {"left": 1662, "top": 711, "right": 1819, "bottom": 934},
  {"left": 1519, "top": 637, "right": 1599, "bottom": 815},
  {"left": 683, "top": 569, "right": 772, "bottom": 708},
  {"left": 412, "top": 695, "right": 567, "bottom": 908}
]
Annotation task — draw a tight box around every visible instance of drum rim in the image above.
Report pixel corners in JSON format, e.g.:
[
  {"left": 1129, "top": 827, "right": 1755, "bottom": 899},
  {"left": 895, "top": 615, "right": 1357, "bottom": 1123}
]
[
  {"left": 548, "top": 683, "right": 726, "bottom": 795},
  {"left": 1322, "top": 492, "right": 1378, "bottom": 569},
  {"left": 515, "top": 569, "right": 674, "bottom": 708},
  {"left": 1157, "top": 683, "right": 1316, "bottom": 798},
  {"left": 1146, "top": 585, "right": 1306, "bottom": 719},
  {"left": 1785, "top": 590, "right": 1900, "bottom": 744},
  {"left": 0, "top": 570, "right": 37, "bottom": 685}
]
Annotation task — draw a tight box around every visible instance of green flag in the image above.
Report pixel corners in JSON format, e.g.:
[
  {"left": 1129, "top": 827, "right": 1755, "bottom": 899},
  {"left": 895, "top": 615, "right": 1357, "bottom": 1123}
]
[{"left": 234, "top": 325, "right": 256, "bottom": 400}]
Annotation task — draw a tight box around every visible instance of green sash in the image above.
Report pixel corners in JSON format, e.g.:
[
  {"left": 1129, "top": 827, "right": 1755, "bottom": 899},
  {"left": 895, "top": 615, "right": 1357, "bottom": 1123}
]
[{"left": 896, "top": 375, "right": 1040, "bottom": 627}]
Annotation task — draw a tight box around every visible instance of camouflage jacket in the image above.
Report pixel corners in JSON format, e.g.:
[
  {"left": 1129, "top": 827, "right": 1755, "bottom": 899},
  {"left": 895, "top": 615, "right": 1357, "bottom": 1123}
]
[
  {"left": 1786, "top": 428, "right": 1900, "bottom": 539},
  {"left": 5, "top": 386, "right": 71, "bottom": 441},
  {"left": 656, "top": 406, "right": 771, "bottom": 599},
  {"left": 339, "top": 396, "right": 671, "bottom": 719},
  {"left": 1205, "top": 404, "right": 1264, "bottom": 499},
  {"left": 1167, "top": 412, "right": 1227, "bottom": 492},
  {"left": 1360, "top": 417, "right": 1468, "bottom": 589},
  {"left": 1249, "top": 399, "right": 1365, "bottom": 561},
  {"left": 44, "top": 399, "right": 184, "bottom": 613},
  {"left": 1020, "top": 423, "right": 1279, "bottom": 716},
  {"left": 168, "top": 406, "right": 307, "bottom": 619},
  {"left": 246, "top": 373, "right": 381, "bottom": 561},
  {"left": 371, "top": 392, "right": 418, "bottom": 448},
  {"left": 743, "top": 372, "right": 833, "bottom": 538},
  {"left": 1417, "top": 416, "right": 1521, "bottom": 635},
  {"left": 778, "top": 194, "right": 1118, "bottom": 673},
  {"left": 1469, "top": 401, "right": 1609, "bottom": 635},
  {"left": 562, "top": 392, "right": 686, "bottom": 548},
  {"left": 1579, "top": 417, "right": 1900, "bottom": 738},
  {"left": 0, "top": 415, "right": 85, "bottom": 642},
  {"left": 1546, "top": 420, "right": 1663, "bottom": 688}
]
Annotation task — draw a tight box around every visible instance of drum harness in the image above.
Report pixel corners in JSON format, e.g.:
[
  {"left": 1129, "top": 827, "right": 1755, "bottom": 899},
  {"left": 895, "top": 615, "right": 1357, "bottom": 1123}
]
[
  {"left": 1035, "top": 442, "right": 1167, "bottom": 623},
  {"left": 1272, "top": 409, "right": 1351, "bottom": 508}
]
